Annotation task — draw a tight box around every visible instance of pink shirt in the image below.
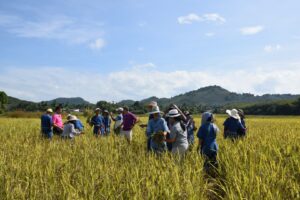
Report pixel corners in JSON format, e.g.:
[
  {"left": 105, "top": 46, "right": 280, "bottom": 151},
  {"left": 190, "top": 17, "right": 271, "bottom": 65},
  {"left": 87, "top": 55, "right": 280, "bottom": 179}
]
[{"left": 52, "top": 113, "right": 63, "bottom": 128}]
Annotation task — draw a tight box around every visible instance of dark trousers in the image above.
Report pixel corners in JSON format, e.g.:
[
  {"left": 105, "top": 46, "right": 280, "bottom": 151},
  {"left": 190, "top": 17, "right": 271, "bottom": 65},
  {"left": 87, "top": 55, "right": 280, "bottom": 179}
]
[{"left": 53, "top": 127, "right": 63, "bottom": 135}]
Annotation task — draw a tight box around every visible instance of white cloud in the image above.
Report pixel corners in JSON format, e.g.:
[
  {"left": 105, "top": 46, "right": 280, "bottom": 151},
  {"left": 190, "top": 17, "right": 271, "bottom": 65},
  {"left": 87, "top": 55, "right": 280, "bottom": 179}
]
[
  {"left": 178, "top": 13, "right": 202, "bottom": 24},
  {"left": 178, "top": 13, "right": 225, "bottom": 25},
  {"left": 203, "top": 13, "right": 226, "bottom": 24},
  {"left": 0, "top": 13, "right": 104, "bottom": 46},
  {"left": 264, "top": 44, "right": 281, "bottom": 52},
  {"left": 89, "top": 38, "right": 105, "bottom": 50},
  {"left": 205, "top": 32, "right": 215, "bottom": 37},
  {"left": 1, "top": 63, "right": 300, "bottom": 103},
  {"left": 240, "top": 25, "right": 264, "bottom": 35}
]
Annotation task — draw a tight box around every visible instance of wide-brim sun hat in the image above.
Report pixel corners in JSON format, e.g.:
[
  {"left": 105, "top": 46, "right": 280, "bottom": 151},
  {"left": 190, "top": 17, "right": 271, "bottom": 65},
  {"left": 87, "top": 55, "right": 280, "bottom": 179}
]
[
  {"left": 226, "top": 109, "right": 240, "bottom": 119},
  {"left": 148, "top": 101, "right": 158, "bottom": 107},
  {"left": 166, "top": 109, "right": 181, "bottom": 118},
  {"left": 116, "top": 107, "right": 124, "bottom": 112},
  {"left": 68, "top": 115, "right": 78, "bottom": 121},
  {"left": 46, "top": 108, "right": 53, "bottom": 113},
  {"left": 148, "top": 106, "right": 162, "bottom": 115},
  {"left": 95, "top": 108, "right": 101, "bottom": 112}
]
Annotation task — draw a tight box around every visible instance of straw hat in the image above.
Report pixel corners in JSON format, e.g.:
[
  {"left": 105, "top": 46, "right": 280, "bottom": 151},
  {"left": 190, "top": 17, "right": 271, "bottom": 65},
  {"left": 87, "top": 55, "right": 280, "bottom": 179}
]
[
  {"left": 226, "top": 109, "right": 240, "bottom": 119},
  {"left": 46, "top": 108, "right": 53, "bottom": 113},
  {"left": 116, "top": 107, "right": 124, "bottom": 112},
  {"left": 166, "top": 109, "right": 181, "bottom": 118},
  {"left": 68, "top": 115, "right": 78, "bottom": 121},
  {"left": 148, "top": 106, "right": 162, "bottom": 115},
  {"left": 95, "top": 108, "right": 101, "bottom": 112},
  {"left": 148, "top": 101, "right": 158, "bottom": 107}
]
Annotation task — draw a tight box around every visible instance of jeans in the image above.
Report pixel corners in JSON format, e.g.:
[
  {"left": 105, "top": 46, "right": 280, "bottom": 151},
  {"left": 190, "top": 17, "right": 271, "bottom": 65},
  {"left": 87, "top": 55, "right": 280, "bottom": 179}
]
[{"left": 42, "top": 130, "right": 53, "bottom": 139}]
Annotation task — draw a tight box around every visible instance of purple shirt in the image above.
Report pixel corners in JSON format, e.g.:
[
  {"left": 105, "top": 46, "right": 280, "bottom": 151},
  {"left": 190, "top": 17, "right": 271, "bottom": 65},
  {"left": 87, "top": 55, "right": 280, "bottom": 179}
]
[{"left": 122, "top": 112, "right": 137, "bottom": 131}]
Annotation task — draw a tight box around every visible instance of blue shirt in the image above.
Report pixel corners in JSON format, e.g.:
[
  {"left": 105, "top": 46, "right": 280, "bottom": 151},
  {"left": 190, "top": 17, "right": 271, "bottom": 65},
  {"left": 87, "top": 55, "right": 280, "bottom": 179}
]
[
  {"left": 41, "top": 114, "right": 52, "bottom": 131},
  {"left": 103, "top": 116, "right": 111, "bottom": 128},
  {"left": 197, "top": 123, "right": 219, "bottom": 156},
  {"left": 91, "top": 115, "right": 104, "bottom": 126},
  {"left": 91, "top": 115, "right": 104, "bottom": 133},
  {"left": 74, "top": 120, "right": 84, "bottom": 131},
  {"left": 223, "top": 117, "right": 245, "bottom": 133},
  {"left": 146, "top": 117, "right": 169, "bottom": 138}
]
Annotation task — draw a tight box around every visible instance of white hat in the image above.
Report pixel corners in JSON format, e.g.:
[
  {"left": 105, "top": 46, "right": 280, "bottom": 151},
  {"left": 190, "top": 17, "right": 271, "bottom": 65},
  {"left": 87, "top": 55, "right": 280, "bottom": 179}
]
[
  {"left": 226, "top": 109, "right": 240, "bottom": 119},
  {"left": 148, "top": 106, "right": 162, "bottom": 115},
  {"left": 148, "top": 101, "right": 158, "bottom": 107},
  {"left": 46, "top": 108, "right": 53, "bottom": 113},
  {"left": 68, "top": 115, "right": 78, "bottom": 121},
  {"left": 116, "top": 107, "right": 124, "bottom": 112},
  {"left": 167, "top": 109, "right": 181, "bottom": 118},
  {"left": 95, "top": 108, "right": 101, "bottom": 112}
]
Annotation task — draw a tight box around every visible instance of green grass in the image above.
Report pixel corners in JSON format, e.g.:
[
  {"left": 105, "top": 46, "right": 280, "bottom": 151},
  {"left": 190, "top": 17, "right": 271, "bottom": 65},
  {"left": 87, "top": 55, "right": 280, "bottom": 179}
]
[{"left": 0, "top": 116, "right": 299, "bottom": 199}]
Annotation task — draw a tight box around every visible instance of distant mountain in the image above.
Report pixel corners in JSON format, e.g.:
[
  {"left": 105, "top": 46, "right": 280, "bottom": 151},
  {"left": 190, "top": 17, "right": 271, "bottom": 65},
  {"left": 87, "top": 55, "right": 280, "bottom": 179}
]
[
  {"left": 46, "top": 97, "right": 91, "bottom": 105},
  {"left": 6, "top": 96, "right": 92, "bottom": 111},
  {"left": 118, "top": 85, "right": 300, "bottom": 107}
]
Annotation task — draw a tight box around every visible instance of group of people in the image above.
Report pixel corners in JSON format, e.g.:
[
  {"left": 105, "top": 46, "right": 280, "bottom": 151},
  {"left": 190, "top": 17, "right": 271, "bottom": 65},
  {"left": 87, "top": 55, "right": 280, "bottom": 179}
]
[
  {"left": 41, "top": 106, "right": 84, "bottom": 139},
  {"left": 41, "top": 102, "right": 246, "bottom": 172}
]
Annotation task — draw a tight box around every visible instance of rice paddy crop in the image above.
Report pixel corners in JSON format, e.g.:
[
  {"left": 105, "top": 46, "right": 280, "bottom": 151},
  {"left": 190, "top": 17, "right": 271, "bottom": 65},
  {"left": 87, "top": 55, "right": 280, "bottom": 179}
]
[{"left": 0, "top": 116, "right": 299, "bottom": 199}]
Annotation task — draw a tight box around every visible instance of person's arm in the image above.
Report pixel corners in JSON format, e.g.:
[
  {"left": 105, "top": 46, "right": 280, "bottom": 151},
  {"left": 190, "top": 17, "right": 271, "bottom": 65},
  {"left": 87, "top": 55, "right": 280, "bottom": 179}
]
[
  {"left": 71, "top": 124, "right": 80, "bottom": 135},
  {"left": 196, "top": 126, "right": 204, "bottom": 151},
  {"left": 110, "top": 112, "right": 117, "bottom": 121},
  {"left": 165, "top": 126, "right": 176, "bottom": 143}
]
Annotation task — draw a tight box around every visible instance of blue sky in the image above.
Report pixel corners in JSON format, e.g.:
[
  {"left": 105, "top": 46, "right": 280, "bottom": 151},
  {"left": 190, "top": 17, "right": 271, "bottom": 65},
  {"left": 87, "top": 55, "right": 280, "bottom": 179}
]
[{"left": 0, "top": 0, "right": 300, "bottom": 103}]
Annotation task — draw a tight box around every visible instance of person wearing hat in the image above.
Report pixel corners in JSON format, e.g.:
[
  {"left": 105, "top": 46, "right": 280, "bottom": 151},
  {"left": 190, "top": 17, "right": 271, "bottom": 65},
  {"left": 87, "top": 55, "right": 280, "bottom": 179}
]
[
  {"left": 90, "top": 108, "right": 105, "bottom": 136},
  {"left": 165, "top": 109, "right": 189, "bottom": 156},
  {"left": 197, "top": 112, "right": 219, "bottom": 174},
  {"left": 102, "top": 110, "right": 111, "bottom": 136},
  {"left": 120, "top": 106, "right": 138, "bottom": 144},
  {"left": 184, "top": 111, "right": 197, "bottom": 148},
  {"left": 223, "top": 109, "right": 245, "bottom": 140},
  {"left": 146, "top": 106, "right": 169, "bottom": 153},
  {"left": 237, "top": 109, "right": 247, "bottom": 137},
  {"left": 61, "top": 115, "right": 81, "bottom": 139},
  {"left": 52, "top": 106, "right": 64, "bottom": 135},
  {"left": 139, "top": 101, "right": 159, "bottom": 129},
  {"left": 67, "top": 114, "right": 84, "bottom": 134},
  {"left": 41, "top": 108, "right": 53, "bottom": 139},
  {"left": 110, "top": 107, "right": 123, "bottom": 135}
]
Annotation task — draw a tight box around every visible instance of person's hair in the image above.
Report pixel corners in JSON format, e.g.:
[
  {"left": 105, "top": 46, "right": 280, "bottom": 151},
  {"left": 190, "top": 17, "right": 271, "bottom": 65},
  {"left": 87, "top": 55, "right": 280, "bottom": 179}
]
[
  {"left": 123, "top": 106, "right": 129, "bottom": 111},
  {"left": 55, "top": 106, "right": 62, "bottom": 112},
  {"left": 174, "top": 116, "right": 186, "bottom": 131}
]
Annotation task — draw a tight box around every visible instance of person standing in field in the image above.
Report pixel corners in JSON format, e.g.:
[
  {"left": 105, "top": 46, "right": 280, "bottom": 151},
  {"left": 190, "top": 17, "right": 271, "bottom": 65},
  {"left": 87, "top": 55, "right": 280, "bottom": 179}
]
[
  {"left": 184, "top": 111, "right": 197, "bottom": 148},
  {"left": 223, "top": 109, "right": 245, "bottom": 140},
  {"left": 61, "top": 115, "right": 81, "bottom": 139},
  {"left": 121, "top": 106, "right": 138, "bottom": 144},
  {"left": 103, "top": 110, "right": 111, "bottom": 136},
  {"left": 90, "top": 108, "right": 104, "bottom": 136},
  {"left": 146, "top": 106, "right": 169, "bottom": 153},
  {"left": 197, "top": 112, "right": 219, "bottom": 174},
  {"left": 165, "top": 109, "right": 189, "bottom": 156},
  {"left": 52, "top": 106, "right": 64, "bottom": 135},
  {"left": 110, "top": 107, "right": 123, "bottom": 135},
  {"left": 139, "top": 101, "right": 158, "bottom": 129},
  {"left": 41, "top": 108, "right": 53, "bottom": 139},
  {"left": 237, "top": 109, "right": 247, "bottom": 137},
  {"left": 164, "top": 104, "right": 187, "bottom": 152}
]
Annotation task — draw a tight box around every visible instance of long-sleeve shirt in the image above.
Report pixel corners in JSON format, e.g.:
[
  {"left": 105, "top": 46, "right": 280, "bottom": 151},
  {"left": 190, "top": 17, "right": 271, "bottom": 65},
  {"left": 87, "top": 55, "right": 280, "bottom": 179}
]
[
  {"left": 61, "top": 123, "right": 80, "bottom": 138},
  {"left": 41, "top": 114, "right": 53, "bottom": 132},
  {"left": 146, "top": 118, "right": 169, "bottom": 138}
]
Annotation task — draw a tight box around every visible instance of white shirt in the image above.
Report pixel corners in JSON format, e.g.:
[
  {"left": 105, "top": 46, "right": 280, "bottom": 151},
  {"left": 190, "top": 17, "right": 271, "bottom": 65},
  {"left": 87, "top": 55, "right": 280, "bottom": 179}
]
[{"left": 61, "top": 123, "right": 80, "bottom": 138}]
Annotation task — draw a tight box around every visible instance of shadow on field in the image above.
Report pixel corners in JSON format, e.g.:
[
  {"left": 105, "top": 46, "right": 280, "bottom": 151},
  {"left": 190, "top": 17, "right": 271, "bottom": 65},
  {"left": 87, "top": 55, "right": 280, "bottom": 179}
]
[{"left": 204, "top": 163, "right": 227, "bottom": 200}]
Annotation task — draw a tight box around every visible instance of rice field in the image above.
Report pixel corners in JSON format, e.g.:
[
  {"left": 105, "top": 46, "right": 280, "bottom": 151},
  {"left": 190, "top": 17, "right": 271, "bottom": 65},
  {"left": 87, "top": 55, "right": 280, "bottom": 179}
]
[{"left": 0, "top": 116, "right": 299, "bottom": 200}]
